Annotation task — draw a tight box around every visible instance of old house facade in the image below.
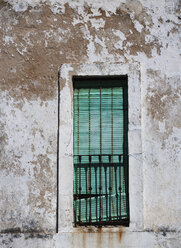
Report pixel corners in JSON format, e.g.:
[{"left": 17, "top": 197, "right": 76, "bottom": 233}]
[{"left": 0, "top": 0, "right": 181, "bottom": 247}]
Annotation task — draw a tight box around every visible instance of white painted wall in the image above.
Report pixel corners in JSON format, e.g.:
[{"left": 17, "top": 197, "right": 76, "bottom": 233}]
[{"left": 0, "top": 0, "right": 181, "bottom": 247}]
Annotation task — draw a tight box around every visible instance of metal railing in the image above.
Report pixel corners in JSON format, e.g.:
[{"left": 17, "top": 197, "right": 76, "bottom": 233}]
[{"left": 73, "top": 154, "right": 129, "bottom": 226}]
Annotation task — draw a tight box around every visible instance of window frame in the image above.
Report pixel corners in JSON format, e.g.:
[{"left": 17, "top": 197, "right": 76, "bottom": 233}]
[
  {"left": 73, "top": 76, "right": 129, "bottom": 226},
  {"left": 58, "top": 63, "right": 142, "bottom": 233}
]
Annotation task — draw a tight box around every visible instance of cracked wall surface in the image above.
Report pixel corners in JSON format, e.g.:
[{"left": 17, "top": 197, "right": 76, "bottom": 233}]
[{"left": 0, "top": 0, "right": 181, "bottom": 247}]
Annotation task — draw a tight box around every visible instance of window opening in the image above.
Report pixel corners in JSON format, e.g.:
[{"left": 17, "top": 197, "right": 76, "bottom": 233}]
[{"left": 73, "top": 76, "right": 129, "bottom": 226}]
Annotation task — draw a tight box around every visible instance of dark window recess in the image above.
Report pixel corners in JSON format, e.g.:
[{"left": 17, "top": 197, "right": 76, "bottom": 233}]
[{"left": 73, "top": 76, "right": 129, "bottom": 226}]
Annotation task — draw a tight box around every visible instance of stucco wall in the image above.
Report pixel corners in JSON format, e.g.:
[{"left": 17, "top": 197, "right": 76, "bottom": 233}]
[{"left": 0, "top": 0, "right": 181, "bottom": 247}]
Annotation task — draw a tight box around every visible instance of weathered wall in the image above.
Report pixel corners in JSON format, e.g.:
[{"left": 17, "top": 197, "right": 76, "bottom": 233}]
[{"left": 0, "top": 0, "right": 181, "bottom": 247}]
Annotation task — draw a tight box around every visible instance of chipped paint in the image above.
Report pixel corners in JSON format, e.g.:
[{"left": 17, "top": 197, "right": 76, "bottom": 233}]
[{"left": 0, "top": 0, "right": 181, "bottom": 246}]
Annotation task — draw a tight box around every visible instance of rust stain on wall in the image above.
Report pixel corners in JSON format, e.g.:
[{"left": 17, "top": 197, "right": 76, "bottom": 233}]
[
  {"left": 97, "top": 227, "right": 102, "bottom": 247},
  {"left": 118, "top": 229, "right": 122, "bottom": 242}
]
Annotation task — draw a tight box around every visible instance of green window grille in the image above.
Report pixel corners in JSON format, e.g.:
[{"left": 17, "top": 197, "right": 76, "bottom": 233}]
[{"left": 73, "top": 77, "right": 129, "bottom": 226}]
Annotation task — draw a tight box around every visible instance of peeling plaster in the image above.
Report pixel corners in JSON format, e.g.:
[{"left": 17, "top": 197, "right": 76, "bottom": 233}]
[{"left": 0, "top": 0, "right": 181, "bottom": 246}]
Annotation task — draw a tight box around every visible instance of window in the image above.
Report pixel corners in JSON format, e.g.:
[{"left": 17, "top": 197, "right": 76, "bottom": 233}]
[
  {"left": 58, "top": 63, "right": 142, "bottom": 232},
  {"left": 73, "top": 76, "right": 129, "bottom": 226}
]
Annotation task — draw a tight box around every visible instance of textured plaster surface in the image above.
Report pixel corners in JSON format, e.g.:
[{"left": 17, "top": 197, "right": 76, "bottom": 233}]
[{"left": 0, "top": 0, "right": 181, "bottom": 246}]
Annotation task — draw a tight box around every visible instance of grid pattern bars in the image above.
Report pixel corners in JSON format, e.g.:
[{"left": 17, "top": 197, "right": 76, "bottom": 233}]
[{"left": 73, "top": 78, "right": 129, "bottom": 226}]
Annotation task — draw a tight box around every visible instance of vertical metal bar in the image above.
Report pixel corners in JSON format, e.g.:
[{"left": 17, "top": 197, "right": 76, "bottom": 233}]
[
  {"left": 78, "top": 155, "right": 81, "bottom": 223},
  {"left": 122, "top": 160, "right": 126, "bottom": 215},
  {"left": 119, "top": 155, "right": 122, "bottom": 219},
  {"left": 123, "top": 87, "right": 126, "bottom": 216},
  {"left": 85, "top": 165, "right": 88, "bottom": 223},
  {"left": 99, "top": 87, "right": 102, "bottom": 222},
  {"left": 77, "top": 90, "right": 80, "bottom": 169},
  {"left": 95, "top": 164, "right": 98, "bottom": 222},
  {"left": 111, "top": 88, "right": 114, "bottom": 156},
  {"left": 77, "top": 90, "right": 80, "bottom": 223},
  {"left": 123, "top": 85, "right": 129, "bottom": 219},
  {"left": 109, "top": 155, "right": 111, "bottom": 220},
  {"left": 88, "top": 89, "right": 92, "bottom": 223},
  {"left": 74, "top": 165, "right": 77, "bottom": 223},
  {"left": 125, "top": 156, "right": 129, "bottom": 218},
  {"left": 89, "top": 156, "right": 92, "bottom": 222},
  {"left": 105, "top": 160, "right": 108, "bottom": 221},
  {"left": 115, "top": 163, "right": 118, "bottom": 220},
  {"left": 110, "top": 88, "right": 114, "bottom": 219},
  {"left": 99, "top": 155, "right": 102, "bottom": 222}
]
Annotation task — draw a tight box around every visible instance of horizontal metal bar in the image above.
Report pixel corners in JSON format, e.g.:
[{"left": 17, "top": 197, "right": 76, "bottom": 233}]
[
  {"left": 74, "top": 154, "right": 128, "bottom": 157},
  {"left": 75, "top": 219, "right": 129, "bottom": 227},
  {"left": 74, "top": 163, "right": 126, "bottom": 168},
  {"left": 74, "top": 108, "right": 128, "bottom": 111},
  {"left": 74, "top": 193, "right": 108, "bottom": 199}
]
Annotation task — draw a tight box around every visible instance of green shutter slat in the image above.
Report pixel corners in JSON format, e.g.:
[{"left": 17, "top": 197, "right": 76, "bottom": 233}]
[{"left": 74, "top": 88, "right": 124, "bottom": 158}]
